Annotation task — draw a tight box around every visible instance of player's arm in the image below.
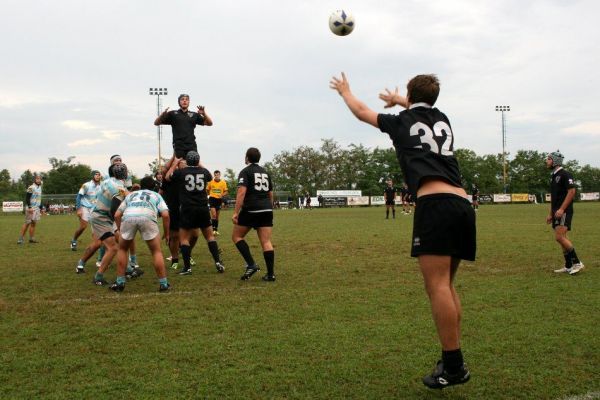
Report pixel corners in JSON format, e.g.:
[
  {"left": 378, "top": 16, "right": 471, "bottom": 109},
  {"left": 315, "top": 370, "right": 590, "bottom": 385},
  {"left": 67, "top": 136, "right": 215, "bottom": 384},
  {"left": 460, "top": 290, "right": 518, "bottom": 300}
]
[
  {"left": 160, "top": 210, "right": 170, "bottom": 244},
  {"left": 232, "top": 186, "right": 246, "bottom": 225},
  {"left": 165, "top": 158, "right": 181, "bottom": 181},
  {"left": 154, "top": 108, "right": 170, "bottom": 126},
  {"left": 330, "top": 72, "right": 379, "bottom": 128},
  {"left": 555, "top": 188, "right": 576, "bottom": 218},
  {"left": 197, "top": 106, "right": 213, "bottom": 126}
]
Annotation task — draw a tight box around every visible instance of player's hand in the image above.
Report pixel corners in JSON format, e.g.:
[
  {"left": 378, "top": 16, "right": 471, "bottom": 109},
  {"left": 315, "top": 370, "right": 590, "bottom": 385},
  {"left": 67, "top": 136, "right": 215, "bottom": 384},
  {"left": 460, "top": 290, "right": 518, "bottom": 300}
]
[
  {"left": 162, "top": 107, "right": 170, "bottom": 114},
  {"left": 546, "top": 214, "right": 552, "bottom": 224},
  {"left": 379, "top": 87, "right": 400, "bottom": 108},
  {"left": 329, "top": 72, "right": 350, "bottom": 95},
  {"left": 197, "top": 105, "right": 205, "bottom": 115},
  {"left": 232, "top": 213, "right": 238, "bottom": 225},
  {"left": 554, "top": 208, "right": 564, "bottom": 219}
]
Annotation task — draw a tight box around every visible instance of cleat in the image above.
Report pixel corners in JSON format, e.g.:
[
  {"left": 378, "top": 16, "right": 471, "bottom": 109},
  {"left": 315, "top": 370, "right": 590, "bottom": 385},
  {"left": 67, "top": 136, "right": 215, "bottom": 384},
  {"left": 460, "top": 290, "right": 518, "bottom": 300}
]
[
  {"left": 70, "top": 240, "right": 77, "bottom": 251},
  {"left": 165, "top": 256, "right": 172, "bottom": 261},
  {"left": 569, "top": 263, "right": 585, "bottom": 275},
  {"left": 215, "top": 261, "right": 225, "bottom": 273},
  {"left": 126, "top": 268, "right": 144, "bottom": 280},
  {"left": 178, "top": 268, "right": 192, "bottom": 276},
  {"left": 92, "top": 277, "right": 109, "bottom": 286},
  {"left": 214, "top": 230, "right": 220, "bottom": 236},
  {"left": 241, "top": 264, "right": 260, "bottom": 281},
  {"left": 422, "top": 361, "right": 470, "bottom": 389},
  {"left": 17, "top": 238, "right": 24, "bottom": 245},
  {"left": 261, "top": 274, "right": 276, "bottom": 282},
  {"left": 159, "top": 283, "right": 171, "bottom": 292},
  {"left": 129, "top": 262, "right": 140, "bottom": 270},
  {"left": 554, "top": 267, "right": 571, "bottom": 273},
  {"left": 29, "top": 239, "right": 38, "bottom": 243},
  {"left": 109, "top": 282, "right": 125, "bottom": 292},
  {"left": 95, "top": 260, "right": 102, "bottom": 268},
  {"left": 76, "top": 266, "right": 86, "bottom": 274},
  {"left": 171, "top": 262, "right": 179, "bottom": 270},
  {"left": 189, "top": 257, "right": 196, "bottom": 266}
]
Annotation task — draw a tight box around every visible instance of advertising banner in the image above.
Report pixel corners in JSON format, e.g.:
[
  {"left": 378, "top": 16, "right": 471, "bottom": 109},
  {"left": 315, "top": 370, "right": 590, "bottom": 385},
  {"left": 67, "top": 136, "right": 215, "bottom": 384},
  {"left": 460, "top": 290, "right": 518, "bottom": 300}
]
[
  {"left": 317, "top": 190, "right": 361, "bottom": 197},
  {"left": 511, "top": 193, "right": 529, "bottom": 202},
  {"left": 493, "top": 194, "right": 512, "bottom": 203},
  {"left": 580, "top": 192, "right": 600, "bottom": 201},
  {"left": 323, "top": 197, "right": 347, "bottom": 207},
  {"left": 545, "top": 193, "right": 551, "bottom": 202},
  {"left": 370, "top": 196, "right": 385, "bottom": 205},
  {"left": 479, "top": 194, "right": 493, "bottom": 203},
  {"left": 347, "top": 196, "right": 369, "bottom": 206},
  {"left": 2, "top": 201, "right": 24, "bottom": 212}
]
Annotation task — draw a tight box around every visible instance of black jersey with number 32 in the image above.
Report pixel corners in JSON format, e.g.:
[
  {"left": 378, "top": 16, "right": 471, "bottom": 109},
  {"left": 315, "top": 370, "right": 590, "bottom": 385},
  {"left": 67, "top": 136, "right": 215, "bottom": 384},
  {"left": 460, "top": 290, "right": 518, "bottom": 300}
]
[
  {"left": 237, "top": 163, "right": 273, "bottom": 212},
  {"left": 377, "top": 104, "right": 462, "bottom": 197},
  {"left": 172, "top": 166, "right": 212, "bottom": 209}
]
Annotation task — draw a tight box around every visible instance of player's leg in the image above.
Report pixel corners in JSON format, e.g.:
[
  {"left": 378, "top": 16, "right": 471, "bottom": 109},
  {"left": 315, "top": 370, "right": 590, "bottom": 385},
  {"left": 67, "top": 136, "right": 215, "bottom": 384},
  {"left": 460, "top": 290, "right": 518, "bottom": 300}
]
[
  {"left": 93, "top": 234, "right": 118, "bottom": 285},
  {"left": 18, "top": 221, "right": 30, "bottom": 244},
  {"left": 554, "top": 221, "right": 583, "bottom": 274},
  {"left": 391, "top": 203, "right": 396, "bottom": 218},
  {"left": 169, "top": 228, "right": 180, "bottom": 269},
  {"left": 200, "top": 225, "right": 225, "bottom": 272},
  {"left": 214, "top": 207, "right": 221, "bottom": 234},
  {"left": 128, "top": 239, "right": 139, "bottom": 269},
  {"left": 257, "top": 226, "right": 275, "bottom": 281},
  {"left": 210, "top": 205, "right": 218, "bottom": 234},
  {"left": 146, "top": 235, "right": 170, "bottom": 290},
  {"left": 110, "top": 236, "right": 133, "bottom": 292},
  {"left": 71, "top": 209, "right": 89, "bottom": 250},
  {"left": 179, "top": 228, "right": 197, "bottom": 275},
  {"left": 232, "top": 223, "right": 257, "bottom": 280},
  {"left": 28, "top": 220, "right": 37, "bottom": 242},
  {"left": 76, "top": 236, "right": 102, "bottom": 273}
]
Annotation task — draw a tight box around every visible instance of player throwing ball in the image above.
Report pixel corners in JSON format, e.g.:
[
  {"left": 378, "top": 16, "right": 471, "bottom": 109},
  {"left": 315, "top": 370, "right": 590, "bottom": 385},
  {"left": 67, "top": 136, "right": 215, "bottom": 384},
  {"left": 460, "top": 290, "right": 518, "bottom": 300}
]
[
  {"left": 232, "top": 147, "right": 276, "bottom": 282},
  {"left": 331, "top": 72, "right": 475, "bottom": 389}
]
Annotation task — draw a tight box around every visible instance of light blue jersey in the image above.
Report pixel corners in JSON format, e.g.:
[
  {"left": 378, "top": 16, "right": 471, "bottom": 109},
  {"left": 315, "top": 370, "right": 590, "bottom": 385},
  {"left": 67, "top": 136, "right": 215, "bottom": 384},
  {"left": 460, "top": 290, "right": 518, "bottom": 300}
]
[
  {"left": 118, "top": 189, "right": 168, "bottom": 223},
  {"left": 77, "top": 180, "right": 101, "bottom": 209},
  {"left": 92, "top": 178, "right": 126, "bottom": 217},
  {"left": 27, "top": 183, "right": 42, "bottom": 209}
]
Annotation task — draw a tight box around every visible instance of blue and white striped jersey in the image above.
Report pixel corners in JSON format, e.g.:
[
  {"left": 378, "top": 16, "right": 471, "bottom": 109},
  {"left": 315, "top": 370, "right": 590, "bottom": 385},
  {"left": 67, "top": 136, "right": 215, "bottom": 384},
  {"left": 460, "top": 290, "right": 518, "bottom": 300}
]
[
  {"left": 78, "top": 180, "right": 101, "bottom": 209},
  {"left": 92, "top": 178, "right": 126, "bottom": 217},
  {"left": 118, "top": 189, "right": 168, "bottom": 223},
  {"left": 26, "top": 184, "right": 42, "bottom": 209}
]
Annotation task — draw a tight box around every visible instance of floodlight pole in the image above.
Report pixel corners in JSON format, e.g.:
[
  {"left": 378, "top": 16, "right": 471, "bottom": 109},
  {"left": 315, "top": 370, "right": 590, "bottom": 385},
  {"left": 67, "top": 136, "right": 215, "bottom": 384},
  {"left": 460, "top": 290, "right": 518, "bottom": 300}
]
[
  {"left": 495, "top": 105, "right": 510, "bottom": 193},
  {"left": 149, "top": 88, "right": 168, "bottom": 171}
]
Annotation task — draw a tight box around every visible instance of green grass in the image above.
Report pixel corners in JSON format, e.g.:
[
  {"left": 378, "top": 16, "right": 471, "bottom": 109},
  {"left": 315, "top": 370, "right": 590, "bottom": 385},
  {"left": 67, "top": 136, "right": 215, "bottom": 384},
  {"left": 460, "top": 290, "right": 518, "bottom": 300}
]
[{"left": 1, "top": 204, "right": 598, "bottom": 399}]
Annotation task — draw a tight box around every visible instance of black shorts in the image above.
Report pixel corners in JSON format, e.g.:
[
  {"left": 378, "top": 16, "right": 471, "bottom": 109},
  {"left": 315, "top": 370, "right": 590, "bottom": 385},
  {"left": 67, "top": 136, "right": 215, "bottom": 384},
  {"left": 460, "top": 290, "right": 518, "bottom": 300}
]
[
  {"left": 179, "top": 206, "right": 212, "bottom": 230},
  {"left": 552, "top": 210, "right": 573, "bottom": 231},
  {"left": 238, "top": 210, "right": 273, "bottom": 229},
  {"left": 174, "top": 143, "right": 198, "bottom": 159},
  {"left": 167, "top": 203, "right": 180, "bottom": 231},
  {"left": 411, "top": 194, "right": 476, "bottom": 261},
  {"left": 386, "top": 200, "right": 395, "bottom": 206},
  {"left": 209, "top": 197, "right": 223, "bottom": 210}
]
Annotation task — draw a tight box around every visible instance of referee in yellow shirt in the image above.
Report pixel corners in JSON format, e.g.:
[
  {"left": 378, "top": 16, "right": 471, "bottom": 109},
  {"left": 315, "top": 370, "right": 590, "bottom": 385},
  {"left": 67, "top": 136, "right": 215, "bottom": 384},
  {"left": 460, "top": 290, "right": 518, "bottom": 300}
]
[{"left": 207, "top": 170, "right": 229, "bottom": 235}]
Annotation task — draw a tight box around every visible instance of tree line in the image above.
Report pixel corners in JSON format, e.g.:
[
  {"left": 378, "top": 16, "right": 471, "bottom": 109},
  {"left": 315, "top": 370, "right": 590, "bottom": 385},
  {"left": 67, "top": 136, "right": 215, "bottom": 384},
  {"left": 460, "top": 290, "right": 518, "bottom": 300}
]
[{"left": 2, "top": 141, "right": 600, "bottom": 202}]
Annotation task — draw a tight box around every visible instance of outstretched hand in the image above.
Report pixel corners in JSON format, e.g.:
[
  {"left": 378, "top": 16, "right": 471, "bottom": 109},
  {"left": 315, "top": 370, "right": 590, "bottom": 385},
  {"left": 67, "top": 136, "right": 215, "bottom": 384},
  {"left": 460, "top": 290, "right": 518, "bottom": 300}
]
[
  {"left": 379, "top": 87, "right": 399, "bottom": 108},
  {"left": 197, "top": 105, "right": 205, "bottom": 115},
  {"left": 329, "top": 72, "right": 350, "bottom": 96}
]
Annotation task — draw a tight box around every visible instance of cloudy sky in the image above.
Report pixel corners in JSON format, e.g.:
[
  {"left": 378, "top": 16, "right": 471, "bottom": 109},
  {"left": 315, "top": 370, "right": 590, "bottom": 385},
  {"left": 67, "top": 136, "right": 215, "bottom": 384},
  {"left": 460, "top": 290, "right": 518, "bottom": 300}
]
[{"left": 1, "top": 0, "right": 599, "bottom": 182}]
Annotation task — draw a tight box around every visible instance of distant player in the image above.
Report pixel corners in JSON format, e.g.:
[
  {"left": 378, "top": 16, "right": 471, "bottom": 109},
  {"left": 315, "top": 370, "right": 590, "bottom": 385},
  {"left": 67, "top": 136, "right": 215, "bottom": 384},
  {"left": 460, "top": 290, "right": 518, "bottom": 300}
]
[
  {"left": 400, "top": 183, "right": 411, "bottom": 214},
  {"left": 165, "top": 151, "right": 224, "bottom": 275},
  {"left": 232, "top": 147, "right": 276, "bottom": 282},
  {"left": 154, "top": 94, "right": 214, "bottom": 158},
  {"left": 17, "top": 174, "right": 43, "bottom": 244},
  {"left": 546, "top": 151, "right": 584, "bottom": 275},
  {"left": 70, "top": 170, "right": 102, "bottom": 251},
  {"left": 110, "top": 176, "right": 171, "bottom": 292},
  {"left": 331, "top": 72, "right": 474, "bottom": 389},
  {"left": 207, "top": 170, "right": 228, "bottom": 235},
  {"left": 384, "top": 179, "right": 397, "bottom": 219},
  {"left": 471, "top": 184, "right": 479, "bottom": 210}
]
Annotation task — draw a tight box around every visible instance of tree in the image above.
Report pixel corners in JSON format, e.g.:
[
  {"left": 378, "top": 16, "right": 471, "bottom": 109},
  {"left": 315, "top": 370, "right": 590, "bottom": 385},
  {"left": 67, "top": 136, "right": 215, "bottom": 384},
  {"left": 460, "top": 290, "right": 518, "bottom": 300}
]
[
  {"left": 508, "top": 150, "right": 548, "bottom": 194},
  {"left": 43, "top": 157, "right": 92, "bottom": 194},
  {"left": 148, "top": 157, "right": 170, "bottom": 174},
  {"left": 577, "top": 164, "right": 600, "bottom": 192},
  {"left": 224, "top": 168, "right": 237, "bottom": 199}
]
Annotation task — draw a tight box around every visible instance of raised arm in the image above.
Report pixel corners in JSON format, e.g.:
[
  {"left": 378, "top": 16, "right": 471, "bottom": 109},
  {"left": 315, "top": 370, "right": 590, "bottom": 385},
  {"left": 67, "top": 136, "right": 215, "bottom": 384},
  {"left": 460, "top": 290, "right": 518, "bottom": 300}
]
[
  {"left": 154, "top": 107, "right": 170, "bottom": 126},
  {"left": 197, "top": 106, "right": 213, "bottom": 126},
  {"left": 330, "top": 72, "right": 379, "bottom": 128},
  {"left": 378, "top": 86, "right": 409, "bottom": 109}
]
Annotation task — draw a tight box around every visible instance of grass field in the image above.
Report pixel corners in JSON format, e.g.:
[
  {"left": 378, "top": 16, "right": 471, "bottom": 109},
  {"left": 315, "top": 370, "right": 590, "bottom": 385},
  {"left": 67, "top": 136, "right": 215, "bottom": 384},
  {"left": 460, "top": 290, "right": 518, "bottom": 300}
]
[{"left": 1, "top": 204, "right": 598, "bottom": 399}]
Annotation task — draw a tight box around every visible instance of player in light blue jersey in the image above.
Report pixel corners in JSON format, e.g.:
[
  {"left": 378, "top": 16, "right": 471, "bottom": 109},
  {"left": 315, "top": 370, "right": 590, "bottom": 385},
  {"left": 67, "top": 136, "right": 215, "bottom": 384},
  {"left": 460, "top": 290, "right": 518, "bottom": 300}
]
[
  {"left": 75, "top": 164, "right": 131, "bottom": 283},
  {"left": 18, "top": 174, "right": 43, "bottom": 244},
  {"left": 70, "top": 170, "right": 102, "bottom": 251},
  {"left": 110, "top": 176, "right": 171, "bottom": 292}
]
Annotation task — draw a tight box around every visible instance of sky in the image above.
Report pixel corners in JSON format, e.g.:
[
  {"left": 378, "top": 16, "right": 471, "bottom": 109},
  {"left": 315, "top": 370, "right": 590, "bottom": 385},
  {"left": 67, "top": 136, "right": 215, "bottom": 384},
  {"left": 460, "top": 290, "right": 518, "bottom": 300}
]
[{"left": 1, "top": 0, "right": 599, "bottom": 182}]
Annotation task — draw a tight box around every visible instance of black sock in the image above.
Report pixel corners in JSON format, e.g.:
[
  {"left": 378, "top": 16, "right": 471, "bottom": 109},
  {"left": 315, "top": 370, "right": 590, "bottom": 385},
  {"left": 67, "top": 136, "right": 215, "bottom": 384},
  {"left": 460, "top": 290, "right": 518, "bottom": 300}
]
[
  {"left": 211, "top": 219, "right": 217, "bottom": 230},
  {"left": 263, "top": 250, "right": 274, "bottom": 276},
  {"left": 235, "top": 240, "right": 255, "bottom": 266},
  {"left": 181, "top": 245, "right": 191, "bottom": 269},
  {"left": 563, "top": 250, "right": 573, "bottom": 268},
  {"left": 214, "top": 219, "right": 219, "bottom": 231},
  {"left": 392, "top": 209, "right": 395, "bottom": 218},
  {"left": 386, "top": 210, "right": 389, "bottom": 218},
  {"left": 442, "top": 349, "right": 464, "bottom": 374},
  {"left": 207, "top": 240, "right": 220, "bottom": 263},
  {"left": 171, "top": 258, "right": 179, "bottom": 266},
  {"left": 568, "top": 248, "right": 580, "bottom": 265}
]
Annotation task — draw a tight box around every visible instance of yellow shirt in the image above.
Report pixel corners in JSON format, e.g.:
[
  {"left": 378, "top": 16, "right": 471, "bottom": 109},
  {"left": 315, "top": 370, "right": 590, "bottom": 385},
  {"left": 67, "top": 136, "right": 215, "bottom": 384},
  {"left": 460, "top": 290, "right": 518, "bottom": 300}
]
[{"left": 207, "top": 179, "right": 228, "bottom": 199}]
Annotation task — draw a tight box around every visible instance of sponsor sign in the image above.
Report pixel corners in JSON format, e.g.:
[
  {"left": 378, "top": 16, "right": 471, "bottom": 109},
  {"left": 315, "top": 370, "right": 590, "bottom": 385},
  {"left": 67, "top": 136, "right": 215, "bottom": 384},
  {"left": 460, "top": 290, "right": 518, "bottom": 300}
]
[
  {"left": 580, "top": 192, "right": 600, "bottom": 201},
  {"left": 2, "top": 201, "right": 24, "bottom": 212},
  {"left": 511, "top": 193, "right": 529, "bottom": 202},
  {"left": 370, "top": 196, "right": 385, "bottom": 205},
  {"left": 493, "top": 194, "right": 512, "bottom": 203},
  {"left": 545, "top": 193, "right": 551, "bottom": 202},
  {"left": 317, "top": 190, "right": 361, "bottom": 197},
  {"left": 347, "top": 196, "right": 369, "bottom": 206},
  {"left": 479, "top": 194, "right": 493, "bottom": 203},
  {"left": 323, "top": 196, "right": 347, "bottom": 207}
]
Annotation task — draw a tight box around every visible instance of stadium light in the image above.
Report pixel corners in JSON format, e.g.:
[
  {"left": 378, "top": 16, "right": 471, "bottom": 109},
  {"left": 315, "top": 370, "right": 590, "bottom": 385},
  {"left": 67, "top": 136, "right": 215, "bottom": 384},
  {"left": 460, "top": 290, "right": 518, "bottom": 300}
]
[
  {"left": 149, "top": 88, "right": 168, "bottom": 170},
  {"left": 495, "top": 105, "right": 510, "bottom": 193}
]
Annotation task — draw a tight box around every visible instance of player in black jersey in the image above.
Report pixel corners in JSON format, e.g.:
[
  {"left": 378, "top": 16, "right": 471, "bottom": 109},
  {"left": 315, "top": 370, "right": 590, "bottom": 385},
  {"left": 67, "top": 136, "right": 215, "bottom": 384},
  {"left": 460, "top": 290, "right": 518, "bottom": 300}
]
[
  {"left": 231, "top": 147, "right": 276, "bottom": 282},
  {"left": 471, "top": 184, "right": 479, "bottom": 210},
  {"left": 331, "top": 73, "right": 474, "bottom": 389},
  {"left": 400, "top": 183, "right": 411, "bottom": 215},
  {"left": 546, "top": 151, "right": 584, "bottom": 275},
  {"left": 165, "top": 151, "right": 224, "bottom": 275},
  {"left": 160, "top": 156, "right": 184, "bottom": 270},
  {"left": 154, "top": 94, "right": 214, "bottom": 158},
  {"left": 383, "top": 180, "right": 397, "bottom": 219}
]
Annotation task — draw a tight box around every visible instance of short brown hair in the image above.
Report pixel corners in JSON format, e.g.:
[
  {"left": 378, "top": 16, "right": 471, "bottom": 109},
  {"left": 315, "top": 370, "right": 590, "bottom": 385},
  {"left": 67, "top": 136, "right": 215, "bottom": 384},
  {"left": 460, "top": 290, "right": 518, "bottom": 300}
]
[
  {"left": 246, "top": 147, "right": 261, "bottom": 163},
  {"left": 407, "top": 74, "right": 440, "bottom": 106}
]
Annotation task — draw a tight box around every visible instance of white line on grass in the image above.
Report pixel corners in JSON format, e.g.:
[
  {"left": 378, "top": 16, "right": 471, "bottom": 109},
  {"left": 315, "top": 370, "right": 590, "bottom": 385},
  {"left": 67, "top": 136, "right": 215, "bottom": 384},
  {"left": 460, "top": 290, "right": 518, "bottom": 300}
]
[{"left": 559, "top": 392, "right": 600, "bottom": 400}]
